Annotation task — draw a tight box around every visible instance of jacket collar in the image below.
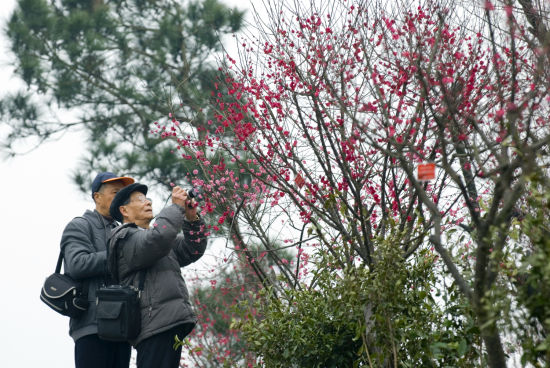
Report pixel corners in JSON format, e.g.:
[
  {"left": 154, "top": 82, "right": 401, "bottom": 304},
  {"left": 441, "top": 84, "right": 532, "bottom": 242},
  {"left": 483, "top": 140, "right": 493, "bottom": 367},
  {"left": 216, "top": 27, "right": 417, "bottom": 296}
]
[{"left": 84, "top": 209, "right": 118, "bottom": 229}]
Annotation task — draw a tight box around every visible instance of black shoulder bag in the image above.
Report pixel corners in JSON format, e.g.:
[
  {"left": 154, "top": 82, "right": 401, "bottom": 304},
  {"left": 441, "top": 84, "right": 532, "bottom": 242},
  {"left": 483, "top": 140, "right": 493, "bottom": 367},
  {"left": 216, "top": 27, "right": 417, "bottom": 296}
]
[
  {"left": 40, "top": 217, "right": 93, "bottom": 318},
  {"left": 40, "top": 251, "right": 88, "bottom": 318},
  {"left": 96, "top": 225, "right": 146, "bottom": 342}
]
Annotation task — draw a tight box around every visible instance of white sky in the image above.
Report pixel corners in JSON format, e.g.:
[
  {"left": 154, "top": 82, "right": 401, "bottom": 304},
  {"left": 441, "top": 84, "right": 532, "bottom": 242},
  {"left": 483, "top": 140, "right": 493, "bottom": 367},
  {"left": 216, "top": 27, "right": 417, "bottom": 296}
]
[{"left": 0, "top": 3, "right": 89, "bottom": 367}]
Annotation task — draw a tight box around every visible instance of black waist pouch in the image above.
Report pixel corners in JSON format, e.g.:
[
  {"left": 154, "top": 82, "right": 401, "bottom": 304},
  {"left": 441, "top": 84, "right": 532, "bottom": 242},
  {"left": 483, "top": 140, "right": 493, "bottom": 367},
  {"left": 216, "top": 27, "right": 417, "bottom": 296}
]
[{"left": 96, "top": 285, "right": 141, "bottom": 342}]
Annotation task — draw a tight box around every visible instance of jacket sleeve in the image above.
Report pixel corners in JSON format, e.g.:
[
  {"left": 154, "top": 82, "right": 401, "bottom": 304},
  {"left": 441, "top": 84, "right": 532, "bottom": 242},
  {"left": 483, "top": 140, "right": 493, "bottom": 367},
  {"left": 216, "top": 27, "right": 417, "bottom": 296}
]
[
  {"left": 174, "top": 218, "right": 207, "bottom": 267},
  {"left": 119, "top": 204, "right": 186, "bottom": 271},
  {"left": 61, "top": 217, "right": 107, "bottom": 279}
]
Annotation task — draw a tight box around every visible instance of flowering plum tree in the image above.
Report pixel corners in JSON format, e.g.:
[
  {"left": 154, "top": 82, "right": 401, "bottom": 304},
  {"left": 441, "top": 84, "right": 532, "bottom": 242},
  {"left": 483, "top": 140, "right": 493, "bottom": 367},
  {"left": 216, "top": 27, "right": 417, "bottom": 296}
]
[{"left": 159, "top": 0, "right": 550, "bottom": 366}]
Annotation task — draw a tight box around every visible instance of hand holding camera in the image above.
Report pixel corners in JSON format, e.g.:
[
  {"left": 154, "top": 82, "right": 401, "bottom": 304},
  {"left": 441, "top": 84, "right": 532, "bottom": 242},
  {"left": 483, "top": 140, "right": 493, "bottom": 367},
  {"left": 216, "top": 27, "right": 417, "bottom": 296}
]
[{"left": 171, "top": 186, "right": 199, "bottom": 221}]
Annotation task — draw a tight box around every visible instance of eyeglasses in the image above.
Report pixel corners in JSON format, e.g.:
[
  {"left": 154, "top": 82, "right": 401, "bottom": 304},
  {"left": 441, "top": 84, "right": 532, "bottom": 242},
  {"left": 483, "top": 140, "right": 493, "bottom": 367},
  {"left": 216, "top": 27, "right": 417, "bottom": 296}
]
[{"left": 124, "top": 195, "right": 152, "bottom": 205}]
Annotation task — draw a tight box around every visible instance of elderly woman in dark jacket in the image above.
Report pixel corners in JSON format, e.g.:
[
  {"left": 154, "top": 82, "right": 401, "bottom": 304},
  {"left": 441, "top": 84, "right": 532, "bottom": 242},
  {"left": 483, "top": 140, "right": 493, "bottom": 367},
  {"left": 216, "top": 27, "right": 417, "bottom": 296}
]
[{"left": 108, "top": 183, "right": 207, "bottom": 368}]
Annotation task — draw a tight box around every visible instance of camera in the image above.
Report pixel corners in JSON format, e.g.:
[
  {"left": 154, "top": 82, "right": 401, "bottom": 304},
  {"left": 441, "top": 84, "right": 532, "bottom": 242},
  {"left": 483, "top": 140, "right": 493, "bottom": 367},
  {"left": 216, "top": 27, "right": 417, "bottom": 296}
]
[
  {"left": 186, "top": 187, "right": 202, "bottom": 209},
  {"left": 187, "top": 187, "right": 202, "bottom": 200}
]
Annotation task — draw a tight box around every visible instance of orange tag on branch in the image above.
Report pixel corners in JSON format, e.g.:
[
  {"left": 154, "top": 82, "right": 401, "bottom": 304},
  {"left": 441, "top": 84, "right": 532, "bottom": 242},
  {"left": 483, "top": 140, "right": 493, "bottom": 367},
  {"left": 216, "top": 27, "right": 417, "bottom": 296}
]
[
  {"left": 417, "top": 163, "right": 436, "bottom": 181},
  {"left": 294, "top": 174, "right": 305, "bottom": 188}
]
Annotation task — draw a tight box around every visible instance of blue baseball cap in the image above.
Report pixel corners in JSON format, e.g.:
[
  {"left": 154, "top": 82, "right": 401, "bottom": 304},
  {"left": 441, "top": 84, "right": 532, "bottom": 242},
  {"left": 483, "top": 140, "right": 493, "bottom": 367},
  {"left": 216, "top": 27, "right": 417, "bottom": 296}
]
[{"left": 91, "top": 172, "right": 135, "bottom": 198}]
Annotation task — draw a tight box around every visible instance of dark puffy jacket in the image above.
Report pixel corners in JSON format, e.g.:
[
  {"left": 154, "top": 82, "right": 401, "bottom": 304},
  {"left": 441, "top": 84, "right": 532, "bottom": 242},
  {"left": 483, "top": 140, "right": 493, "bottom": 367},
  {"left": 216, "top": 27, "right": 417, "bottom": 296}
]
[
  {"left": 61, "top": 209, "right": 115, "bottom": 341},
  {"left": 108, "top": 204, "right": 207, "bottom": 346}
]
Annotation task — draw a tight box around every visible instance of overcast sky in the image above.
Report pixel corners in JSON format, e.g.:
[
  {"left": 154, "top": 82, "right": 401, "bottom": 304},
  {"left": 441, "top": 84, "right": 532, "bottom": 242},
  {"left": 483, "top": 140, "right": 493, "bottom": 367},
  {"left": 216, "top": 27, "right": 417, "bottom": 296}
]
[{"left": 0, "top": 2, "right": 90, "bottom": 367}]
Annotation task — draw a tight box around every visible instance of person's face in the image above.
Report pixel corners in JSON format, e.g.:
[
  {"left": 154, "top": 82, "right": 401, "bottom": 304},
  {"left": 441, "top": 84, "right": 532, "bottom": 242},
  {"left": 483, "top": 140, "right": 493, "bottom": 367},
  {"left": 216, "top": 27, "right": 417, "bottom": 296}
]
[
  {"left": 94, "top": 181, "right": 126, "bottom": 217},
  {"left": 120, "top": 191, "right": 154, "bottom": 226}
]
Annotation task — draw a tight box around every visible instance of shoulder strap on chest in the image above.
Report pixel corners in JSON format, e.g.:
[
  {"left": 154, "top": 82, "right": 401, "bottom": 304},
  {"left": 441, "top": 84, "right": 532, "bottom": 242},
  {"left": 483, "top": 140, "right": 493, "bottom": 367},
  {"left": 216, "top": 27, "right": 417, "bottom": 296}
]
[
  {"left": 107, "top": 223, "right": 138, "bottom": 284},
  {"left": 110, "top": 222, "right": 137, "bottom": 242}
]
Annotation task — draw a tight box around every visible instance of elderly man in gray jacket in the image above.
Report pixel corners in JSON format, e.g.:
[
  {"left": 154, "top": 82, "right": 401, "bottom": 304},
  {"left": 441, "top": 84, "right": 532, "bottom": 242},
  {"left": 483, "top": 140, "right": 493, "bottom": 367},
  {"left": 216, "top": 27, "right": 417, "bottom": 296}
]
[
  {"left": 61, "top": 172, "right": 134, "bottom": 368},
  {"left": 108, "top": 182, "right": 207, "bottom": 368}
]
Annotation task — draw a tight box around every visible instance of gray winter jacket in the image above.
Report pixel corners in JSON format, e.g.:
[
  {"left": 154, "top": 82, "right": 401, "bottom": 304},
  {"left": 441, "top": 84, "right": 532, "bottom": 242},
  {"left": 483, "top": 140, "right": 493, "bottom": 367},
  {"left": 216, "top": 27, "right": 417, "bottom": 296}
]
[
  {"left": 108, "top": 203, "right": 207, "bottom": 347},
  {"left": 60, "top": 209, "right": 116, "bottom": 342}
]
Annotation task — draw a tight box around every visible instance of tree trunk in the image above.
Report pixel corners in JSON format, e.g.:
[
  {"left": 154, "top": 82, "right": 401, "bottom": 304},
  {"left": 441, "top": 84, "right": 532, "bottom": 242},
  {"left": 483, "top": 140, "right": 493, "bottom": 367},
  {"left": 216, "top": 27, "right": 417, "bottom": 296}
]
[{"left": 479, "top": 311, "right": 507, "bottom": 367}]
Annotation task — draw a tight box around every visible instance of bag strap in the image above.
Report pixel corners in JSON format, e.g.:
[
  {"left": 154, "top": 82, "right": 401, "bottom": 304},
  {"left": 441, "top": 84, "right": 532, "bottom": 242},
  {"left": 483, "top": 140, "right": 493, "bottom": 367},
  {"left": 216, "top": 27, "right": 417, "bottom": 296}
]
[
  {"left": 55, "top": 250, "right": 64, "bottom": 273},
  {"left": 109, "top": 223, "right": 146, "bottom": 290},
  {"left": 137, "top": 269, "right": 146, "bottom": 291}
]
